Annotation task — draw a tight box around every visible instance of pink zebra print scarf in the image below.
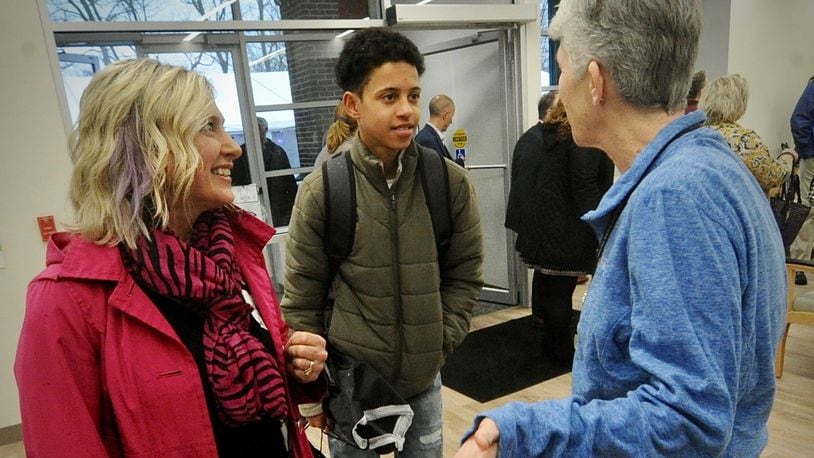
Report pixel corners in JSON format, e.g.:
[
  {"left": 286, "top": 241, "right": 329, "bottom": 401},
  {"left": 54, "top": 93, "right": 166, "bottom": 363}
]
[{"left": 120, "top": 209, "right": 289, "bottom": 425}]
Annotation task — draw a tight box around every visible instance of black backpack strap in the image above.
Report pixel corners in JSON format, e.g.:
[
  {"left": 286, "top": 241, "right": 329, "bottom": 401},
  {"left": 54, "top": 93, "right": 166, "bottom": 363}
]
[
  {"left": 417, "top": 148, "right": 452, "bottom": 260},
  {"left": 322, "top": 152, "right": 357, "bottom": 265}
]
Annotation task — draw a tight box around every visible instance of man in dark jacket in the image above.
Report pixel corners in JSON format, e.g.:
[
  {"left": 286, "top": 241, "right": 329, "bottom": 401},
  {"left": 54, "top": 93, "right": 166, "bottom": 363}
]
[
  {"left": 238, "top": 117, "right": 298, "bottom": 227},
  {"left": 416, "top": 94, "right": 465, "bottom": 166},
  {"left": 790, "top": 76, "right": 814, "bottom": 285}
]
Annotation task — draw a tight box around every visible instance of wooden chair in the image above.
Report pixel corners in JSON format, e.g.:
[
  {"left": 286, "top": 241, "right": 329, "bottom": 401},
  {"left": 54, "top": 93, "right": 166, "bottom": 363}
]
[{"left": 776, "top": 260, "right": 814, "bottom": 378}]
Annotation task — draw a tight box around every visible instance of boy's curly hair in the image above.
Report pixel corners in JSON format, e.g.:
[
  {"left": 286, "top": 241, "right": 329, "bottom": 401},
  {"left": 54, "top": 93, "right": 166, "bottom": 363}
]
[{"left": 335, "top": 27, "right": 425, "bottom": 94}]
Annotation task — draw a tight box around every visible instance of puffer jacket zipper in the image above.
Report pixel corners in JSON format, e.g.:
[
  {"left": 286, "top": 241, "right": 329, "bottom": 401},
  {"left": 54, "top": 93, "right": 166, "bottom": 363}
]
[{"left": 388, "top": 188, "right": 405, "bottom": 385}]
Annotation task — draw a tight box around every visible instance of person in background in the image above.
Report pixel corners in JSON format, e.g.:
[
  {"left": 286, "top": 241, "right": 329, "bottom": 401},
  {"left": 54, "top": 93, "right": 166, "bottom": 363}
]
[
  {"left": 457, "top": 0, "right": 785, "bottom": 456},
  {"left": 416, "top": 94, "right": 464, "bottom": 166},
  {"left": 505, "top": 94, "right": 613, "bottom": 365},
  {"left": 314, "top": 101, "right": 358, "bottom": 167},
  {"left": 282, "top": 27, "right": 484, "bottom": 457},
  {"left": 685, "top": 69, "right": 706, "bottom": 114},
  {"left": 240, "top": 117, "right": 299, "bottom": 227},
  {"left": 231, "top": 136, "right": 253, "bottom": 186},
  {"left": 789, "top": 75, "right": 814, "bottom": 285},
  {"left": 14, "top": 59, "right": 327, "bottom": 458},
  {"left": 700, "top": 74, "right": 794, "bottom": 193}
]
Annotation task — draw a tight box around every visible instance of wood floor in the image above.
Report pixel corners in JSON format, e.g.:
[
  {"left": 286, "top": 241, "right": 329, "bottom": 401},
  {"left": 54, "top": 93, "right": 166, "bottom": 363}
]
[{"left": 2, "top": 284, "right": 812, "bottom": 457}]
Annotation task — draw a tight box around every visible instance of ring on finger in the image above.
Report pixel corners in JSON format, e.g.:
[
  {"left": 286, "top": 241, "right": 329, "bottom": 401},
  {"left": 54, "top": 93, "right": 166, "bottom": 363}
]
[{"left": 304, "top": 359, "right": 314, "bottom": 376}]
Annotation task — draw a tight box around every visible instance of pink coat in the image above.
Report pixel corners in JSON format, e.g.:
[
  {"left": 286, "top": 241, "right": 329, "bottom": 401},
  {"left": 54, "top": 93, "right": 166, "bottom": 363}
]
[{"left": 15, "top": 211, "right": 321, "bottom": 457}]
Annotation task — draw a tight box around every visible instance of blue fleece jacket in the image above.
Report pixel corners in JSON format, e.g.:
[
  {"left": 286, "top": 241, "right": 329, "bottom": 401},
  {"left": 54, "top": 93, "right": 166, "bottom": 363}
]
[{"left": 468, "top": 112, "right": 787, "bottom": 456}]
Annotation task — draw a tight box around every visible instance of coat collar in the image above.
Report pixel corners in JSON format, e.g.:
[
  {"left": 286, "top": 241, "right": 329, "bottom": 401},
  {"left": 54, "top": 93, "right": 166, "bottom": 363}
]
[
  {"left": 582, "top": 110, "right": 707, "bottom": 235},
  {"left": 349, "top": 135, "right": 419, "bottom": 195},
  {"left": 50, "top": 209, "right": 274, "bottom": 282},
  {"left": 45, "top": 232, "right": 122, "bottom": 281},
  {"left": 425, "top": 122, "right": 445, "bottom": 141},
  {"left": 47, "top": 210, "right": 276, "bottom": 341}
]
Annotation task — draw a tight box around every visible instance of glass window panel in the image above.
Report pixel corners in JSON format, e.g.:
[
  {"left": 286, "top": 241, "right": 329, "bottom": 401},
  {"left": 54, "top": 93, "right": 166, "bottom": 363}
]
[
  {"left": 540, "top": 0, "right": 558, "bottom": 88},
  {"left": 47, "top": 0, "right": 236, "bottom": 22},
  {"left": 249, "top": 105, "right": 333, "bottom": 227},
  {"left": 237, "top": 0, "right": 282, "bottom": 20},
  {"left": 247, "top": 40, "right": 343, "bottom": 106},
  {"left": 539, "top": 0, "right": 551, "bottom": 28},
  {"left": 58, "top": 45, "right": 138, "bottom": 124},
  {"left": 391, "top": 0, "right": 511, "bottom": 4},
  {"left": 257, "top": 105, "right": 335, "bottom": 169},
  {"left": 540, "top": 37, "right": 552, "bottom": 87},
  {"left": 247, "top": 42, "right": 288, "bottom": 74},
  {"left": 239, "top": 0, "right": 372, "bottom": 20}
]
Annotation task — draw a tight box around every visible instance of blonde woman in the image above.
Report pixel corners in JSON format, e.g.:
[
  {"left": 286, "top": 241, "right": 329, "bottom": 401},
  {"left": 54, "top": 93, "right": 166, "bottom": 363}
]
[
  {"left": 314, "top": 101, "right": 358, "bottom": 167},
  {"left": 700, "top": 74, "right": 795, "bottom": 192},
  {"left": 15, "top": 59, "right": 327, "bottom": 457}
]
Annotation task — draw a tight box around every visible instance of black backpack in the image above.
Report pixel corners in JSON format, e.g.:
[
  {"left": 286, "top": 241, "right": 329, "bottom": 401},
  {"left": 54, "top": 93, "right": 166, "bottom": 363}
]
[{"left": 321, "top": 147, "right": 452, "bottom": 265}]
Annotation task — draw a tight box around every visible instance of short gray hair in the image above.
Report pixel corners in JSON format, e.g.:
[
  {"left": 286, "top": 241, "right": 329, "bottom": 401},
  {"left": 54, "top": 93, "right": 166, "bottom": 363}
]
[
  {"left": 699, "top": 74, "right": 749, "bottom": 124},
  {"left": 428, "top": 94, "right": 454, "bottom": 117},
  {"left": 549, "top": 0, "right": 701, "bottom": 114}
]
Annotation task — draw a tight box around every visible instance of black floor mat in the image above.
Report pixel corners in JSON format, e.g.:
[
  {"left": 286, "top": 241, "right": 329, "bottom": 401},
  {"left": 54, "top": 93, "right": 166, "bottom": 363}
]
[{"left": 441, "top": 311, "right": 579, "bottom": 403}]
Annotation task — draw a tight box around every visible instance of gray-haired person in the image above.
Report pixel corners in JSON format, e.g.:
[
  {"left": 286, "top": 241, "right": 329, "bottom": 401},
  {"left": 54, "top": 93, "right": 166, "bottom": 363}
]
[{"left": 457, "top": 1, "right": 786, "bottom": 456}]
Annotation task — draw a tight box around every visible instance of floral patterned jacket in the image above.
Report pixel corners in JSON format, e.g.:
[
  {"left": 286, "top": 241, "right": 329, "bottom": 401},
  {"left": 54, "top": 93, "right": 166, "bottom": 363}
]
[{"left": 709, "top": 121, "right": 791, "bottom": 191}]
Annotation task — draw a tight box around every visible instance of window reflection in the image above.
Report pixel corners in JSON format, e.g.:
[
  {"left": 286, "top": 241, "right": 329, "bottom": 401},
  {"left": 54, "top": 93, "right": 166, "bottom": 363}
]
[
  {"left": 239, "top": 0, "right": 372, "bottom": 20},
  {"left": 47, "top": 0, "right": 236, "bottom": 22},
  {"left": 540, "top": 0, "right": 557, "bottom": 88}
]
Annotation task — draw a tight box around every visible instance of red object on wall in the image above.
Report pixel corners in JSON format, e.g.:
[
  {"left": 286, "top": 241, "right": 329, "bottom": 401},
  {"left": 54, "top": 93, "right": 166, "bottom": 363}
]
[{"left": 37, "top": 216, "right": 57, "bottom": 242}]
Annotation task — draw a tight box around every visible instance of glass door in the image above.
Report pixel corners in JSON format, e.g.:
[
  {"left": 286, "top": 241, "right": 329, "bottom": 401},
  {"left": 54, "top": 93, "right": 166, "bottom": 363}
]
[{"left": 413, "top": 30, "right": 522, "bottom": 306}]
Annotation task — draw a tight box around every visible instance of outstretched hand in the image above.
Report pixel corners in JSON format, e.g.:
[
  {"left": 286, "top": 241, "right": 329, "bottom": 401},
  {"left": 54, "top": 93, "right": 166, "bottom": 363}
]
[
  {"left": 285, "top": 331, "right": 327, "bottom": 383},
  {"left": 455, "top": 418, "right": 499, "bottom": 458}
]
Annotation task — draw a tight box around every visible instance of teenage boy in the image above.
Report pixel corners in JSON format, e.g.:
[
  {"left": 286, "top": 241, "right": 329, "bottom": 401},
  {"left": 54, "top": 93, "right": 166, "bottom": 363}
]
[{"left": 281, "top": 27, "right": 484, "bottom": 457}]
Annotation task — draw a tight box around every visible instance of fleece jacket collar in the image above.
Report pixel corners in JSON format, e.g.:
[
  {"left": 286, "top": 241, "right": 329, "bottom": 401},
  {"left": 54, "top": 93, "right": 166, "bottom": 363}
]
[{"left": 582, "top": 110, "right": 707, "bottom": 237}]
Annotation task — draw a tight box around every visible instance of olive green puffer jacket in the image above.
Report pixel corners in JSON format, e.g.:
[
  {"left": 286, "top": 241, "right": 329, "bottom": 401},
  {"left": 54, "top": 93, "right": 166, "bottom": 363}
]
[{"left": 281, "top": 137, "right": 484, "bottom": 398}]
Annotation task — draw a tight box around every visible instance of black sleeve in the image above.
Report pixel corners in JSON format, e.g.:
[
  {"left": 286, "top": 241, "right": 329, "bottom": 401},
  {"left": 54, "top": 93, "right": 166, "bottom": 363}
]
[
  {"left": 505, "top": 128, "right": 542, "bottom": 231},
  {"left": 570, "top": 145, "right": 611, "bottom": 216}
]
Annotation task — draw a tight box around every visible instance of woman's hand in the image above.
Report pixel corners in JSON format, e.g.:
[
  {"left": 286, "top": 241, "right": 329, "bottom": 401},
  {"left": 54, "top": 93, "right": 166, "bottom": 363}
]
[
  {"left": 455, "top": 418, "right": 500, "bottom": 458},
  {"left": 285, "top": 331, "right": 327, "bottom": 383}
]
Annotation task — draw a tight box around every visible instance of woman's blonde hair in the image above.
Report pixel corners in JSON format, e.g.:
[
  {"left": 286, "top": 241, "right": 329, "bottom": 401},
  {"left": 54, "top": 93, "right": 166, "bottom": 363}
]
[
  {"left": 699, "top": 74, "right": 749, "bottom": 125},
  {"left": 325, "top": 102, "right": 357, "bottom": 154},
  {"left": 69, "top": 59, "right": 215, "bottom": 248}
]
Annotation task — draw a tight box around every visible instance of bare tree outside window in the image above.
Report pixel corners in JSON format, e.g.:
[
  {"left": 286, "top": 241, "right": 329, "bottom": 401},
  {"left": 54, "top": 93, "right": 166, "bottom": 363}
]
[
  {"left": 47, "top": 0, "right": 256, "bottom": 73},
  {"left": 182, "top": 0, "right": 234, "bottom": 73},
  {"left": 539, "top": 0, "right": 558, "bottom": 86},
  {"left": 48, "top": 0, "right": 153, "bottom": 64},
  {"left": 242, "top": 0, "right": 288, "bottom": 72}
]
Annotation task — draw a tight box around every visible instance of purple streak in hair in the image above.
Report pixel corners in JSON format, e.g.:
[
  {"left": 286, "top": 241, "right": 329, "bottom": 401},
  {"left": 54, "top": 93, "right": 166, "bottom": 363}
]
[{"left": 112, "top": 109, "right": 154, "bottom": 227}]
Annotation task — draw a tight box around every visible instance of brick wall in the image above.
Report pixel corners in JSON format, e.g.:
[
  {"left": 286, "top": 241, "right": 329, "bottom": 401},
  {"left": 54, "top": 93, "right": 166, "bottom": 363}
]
[{"left": 277, "top": 0, "right": 369, "bottom": 165}]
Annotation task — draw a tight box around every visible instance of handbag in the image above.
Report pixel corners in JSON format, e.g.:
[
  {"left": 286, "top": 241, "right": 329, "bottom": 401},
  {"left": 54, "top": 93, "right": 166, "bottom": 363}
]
[
  {"left": 322, "top": 346, "right": 413, "bottom": 455},
  {"left": 770, "top": 158, "right": 811, "bottom": 255}
]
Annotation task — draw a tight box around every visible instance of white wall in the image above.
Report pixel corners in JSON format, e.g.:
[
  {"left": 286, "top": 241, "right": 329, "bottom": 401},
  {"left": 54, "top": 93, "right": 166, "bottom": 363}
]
[
  {"left": 0, "top": 1, "right": 73, "bottom": 428},
  {"left": 727, "top": 0, "right": 814, "bottom": 153},
  {"left": 698, "top": 0, "right": 731, "bottom": 81}
]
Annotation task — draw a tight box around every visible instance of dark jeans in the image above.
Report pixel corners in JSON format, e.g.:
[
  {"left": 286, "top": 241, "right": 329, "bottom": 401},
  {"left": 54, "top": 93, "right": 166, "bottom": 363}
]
[{"left": 532, "top": 270, "right": 577, "bottom": 364}]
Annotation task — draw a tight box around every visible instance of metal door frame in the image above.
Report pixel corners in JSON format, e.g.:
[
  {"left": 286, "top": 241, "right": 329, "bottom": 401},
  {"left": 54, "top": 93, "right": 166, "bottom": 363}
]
[{"left": 419, "top": 29, "right": 525, "bottom": 306}]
